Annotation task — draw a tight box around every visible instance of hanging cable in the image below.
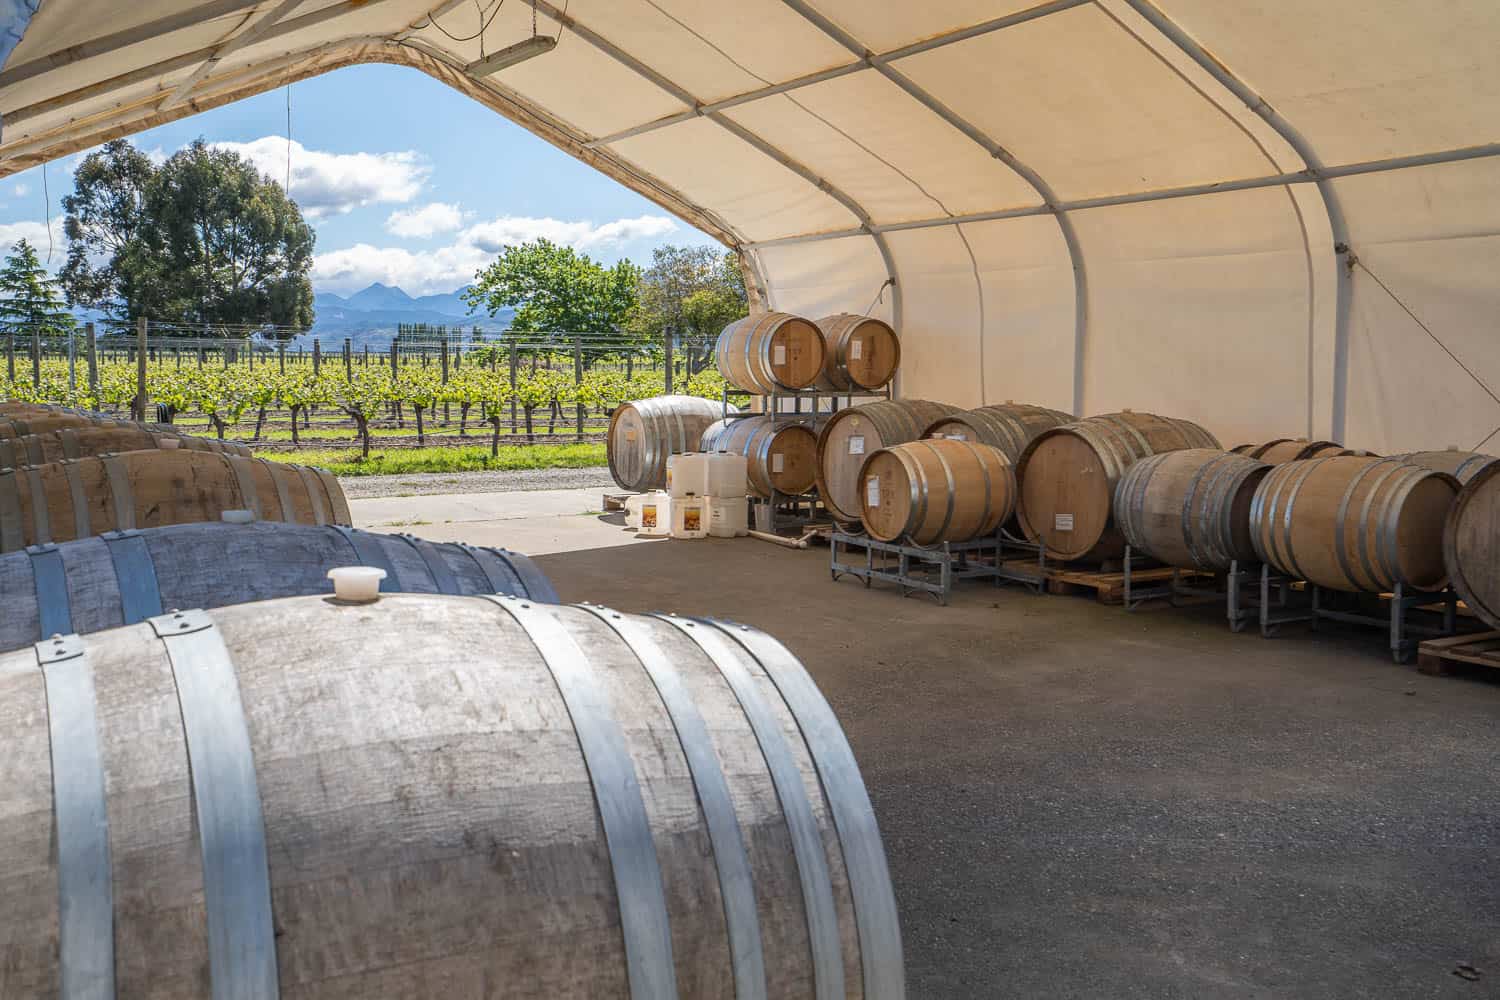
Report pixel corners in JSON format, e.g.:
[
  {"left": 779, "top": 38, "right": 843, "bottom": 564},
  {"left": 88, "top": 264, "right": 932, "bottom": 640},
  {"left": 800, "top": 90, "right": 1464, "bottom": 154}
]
[
  {"left": 531, "top": 0, "right": 537, "bottom": 36},
  {"left": 284, "top": 83, "right": 292, "bottom": 193},
  {"left": 41, "top": 162, "right": 52, "bottom": 266},
  {"left": 554, "top": 0, "right": 568, "bottom": 41},
  {"left": 421, "top": 0, "right": 505, "bottom": 43}
]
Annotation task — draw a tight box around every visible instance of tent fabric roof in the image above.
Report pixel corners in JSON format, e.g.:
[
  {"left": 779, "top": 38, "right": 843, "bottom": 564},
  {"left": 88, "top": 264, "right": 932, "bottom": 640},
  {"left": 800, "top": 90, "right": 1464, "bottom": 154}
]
[{"left": 1, "top": 0, "right": 1496, "bottom": 452}]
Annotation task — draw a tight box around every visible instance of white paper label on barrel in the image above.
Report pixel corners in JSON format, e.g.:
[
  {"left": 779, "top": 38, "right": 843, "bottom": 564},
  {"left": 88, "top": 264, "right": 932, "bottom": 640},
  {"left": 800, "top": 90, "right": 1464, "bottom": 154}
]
[
  {"left": 850, "top": 339, "right": 862, "bottom": 360},
  {"left": 625, "top": 430, "right": 637, "bottom": 442},
  {"left": 866, "top": 476, "right": 880, "bottom": 507},
  {"left": 950, "top": 433, "right": 966, "bottom": 441},
  {"left": 849, "top": 435, "right": 865, "bottom": 455},
  {"left": 773, "top": 344, "right": 786, "bottom": 365},
  {"left": 1055, "top": 513, "right": 1074, "bottom": 531},
  {"left": 772, "top": 452, "right": 784, "bottom": 473}
]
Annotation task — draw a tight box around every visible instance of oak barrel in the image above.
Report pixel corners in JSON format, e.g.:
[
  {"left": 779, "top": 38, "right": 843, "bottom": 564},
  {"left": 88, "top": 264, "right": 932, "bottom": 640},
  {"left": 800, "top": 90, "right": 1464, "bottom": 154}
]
[
  {"left": 816, "top": 399, "right": 961, "bottom": 524},
  {"left": 607, "top": 395, "right": 731, "bottom": 492},
  {"left": 1444, "top": 462, "right": 1500, "bottom": 629},
  {"left": 1229, "top": 439, "right": 1374, "bottom": 463},
  {"left": 860, "top": 439, "right": 1014, "bottom": 545},
  {"left": 814, "top": 314, "right": 900, "bottom": 391},
  {"left": 1114, "top": 449, "right": 1270, "bottom": 571},
  {"left": 1249, "top": 456, "right": 1457, "bottom": 592},
  {"left": 700, "top": 415, "right": 819, "bottom": 498},
  {"left": 0, "top": 593, "right": 903, "bottom": 998},
  {"left": 0, "top": 520, "right": 555, "bottom": 653},
  {"left": 715, "top": 312, "right": 826, "bottom": 392},
  {"left": 1015, "top": 411, "right": 1221, "bottom": 561},
  {"left": 923, "top": 403, "right": 1075, "bottom": 465},
  {"left": 0, "top": 423, "right": 250, "bottom": 467},
  {"left": 1395, "top": 448, "right": 1499, "bottom": 485},
  {"left": 0, "top": 450, "right": 349, "bottom": 553}
]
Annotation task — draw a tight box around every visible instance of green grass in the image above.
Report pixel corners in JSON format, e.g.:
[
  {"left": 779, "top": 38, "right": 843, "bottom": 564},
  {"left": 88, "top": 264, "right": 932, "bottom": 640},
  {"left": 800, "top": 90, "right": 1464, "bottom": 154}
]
[{"left": 260, "top": 442, "right": 607, "bottom": 476}]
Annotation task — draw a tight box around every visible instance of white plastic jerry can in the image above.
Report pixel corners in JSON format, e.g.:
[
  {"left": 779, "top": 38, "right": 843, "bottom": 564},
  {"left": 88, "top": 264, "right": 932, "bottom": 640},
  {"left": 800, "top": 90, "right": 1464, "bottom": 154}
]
[
  {"left": 705, "top": 451, "right": 749, "bottom": 498},
  {"left": 624, "top": 490, "right": 664, "bottom": 529},
  {"left": 670, "top": 496, "right": 708, "bottom": 539},
  {"left": 707, "top": 495, "right": 749, "bottom": 537},
  {"left": 667, "top": 452, "right": 710, "bottom": 498},
  {"left": 636, "top": 491, "right": 672, "bottom": 536}
]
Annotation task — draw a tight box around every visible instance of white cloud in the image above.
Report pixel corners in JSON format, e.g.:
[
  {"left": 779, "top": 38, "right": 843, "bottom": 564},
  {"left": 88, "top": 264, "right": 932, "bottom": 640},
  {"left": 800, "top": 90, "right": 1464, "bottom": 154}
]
[
  {"left": 12, "top": 183, "right": 28, "bottom": 197},
  {"left": 142, "top": 147, "right": 169, "bottom": 166},
  {"left": 0, "top": 221, "right": 59, "bottom": 264},
  {"left": 313, "top": 213, "right": 681, "bottom": 295},
  {"left": 211, "top": 137, "right": 430, "bottom": 218},
  {"left": 385, "top": 201, "right": 464, "bottom": 239}
]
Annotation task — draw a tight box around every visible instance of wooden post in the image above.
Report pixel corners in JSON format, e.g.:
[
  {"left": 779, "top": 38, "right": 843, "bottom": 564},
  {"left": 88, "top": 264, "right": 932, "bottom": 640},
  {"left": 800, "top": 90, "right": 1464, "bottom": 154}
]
[
  {"left": 30, "top": 327, "right": 40, "bottom": 387},
  {"left": 67, "top": 326, "right": 77, "bottom": 391},
  {"left": 574, "top": 338, "right": 584, "bottom": 442},
  {"left": 363, "top": 344, "right": 369, "bottom": 367},
  {"left": 508, "top": 344, "right": 518, "bottom": 434},
  {"left": 86, "top": 324, "right": 99, "bottom": 399},
  {"left": 663, "top": 330, "right": 673, "bottom": 395},
  {"left": 312, "top": 337, "right": 322, "bottom": 377},
  {"left": 135, "top": 316, "right": 148, "bottom": 422},
  {"left": 440, "top": 338, "right": 450, "bottom": 424},
  {"left": 278, "top": 342, "right": 285, "bottom": 373},
  {"left": 5, "top": 335, "right": 13, "bottom": 381},
  {"left": 343, "top": 338, "right": 353, "bottom": 381},
  {"left": 390, "top": 337, "right": 399, "bottom": 376}
]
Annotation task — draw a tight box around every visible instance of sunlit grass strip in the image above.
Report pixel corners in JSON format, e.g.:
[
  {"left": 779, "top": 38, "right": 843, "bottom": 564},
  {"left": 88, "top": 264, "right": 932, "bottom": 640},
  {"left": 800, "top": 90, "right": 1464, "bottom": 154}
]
[{"left": 259, "top": 442, "right": 607, "bottom": 476}]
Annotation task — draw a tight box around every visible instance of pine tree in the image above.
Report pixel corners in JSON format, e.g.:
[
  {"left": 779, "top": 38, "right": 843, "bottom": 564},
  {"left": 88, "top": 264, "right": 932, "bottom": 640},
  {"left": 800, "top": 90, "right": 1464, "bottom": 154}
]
[{"left": 0, "top": 239, "right": 75, "bottom": 336}]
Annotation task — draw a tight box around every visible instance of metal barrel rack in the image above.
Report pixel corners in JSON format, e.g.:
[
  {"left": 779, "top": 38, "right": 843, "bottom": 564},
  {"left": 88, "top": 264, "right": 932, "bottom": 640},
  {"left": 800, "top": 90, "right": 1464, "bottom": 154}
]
[{"left": 830, "top": 529, "right": 1012, "bottom": 605}]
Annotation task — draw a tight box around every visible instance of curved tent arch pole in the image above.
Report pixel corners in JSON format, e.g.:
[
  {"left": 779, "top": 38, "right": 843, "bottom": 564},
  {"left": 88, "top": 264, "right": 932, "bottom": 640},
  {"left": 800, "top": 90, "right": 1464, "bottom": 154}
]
[
  {"left": 1119, "top": 0, "right": 1354, "bottom": 441},
  {"left": 526, "top": 0, "right": 904, "bottom": 393},
  {"left": 776, "top": 0, "right": 1090, "bottom": 416},
  {"left": 0, "top": 0, "right": 43, "bottom": 139}
]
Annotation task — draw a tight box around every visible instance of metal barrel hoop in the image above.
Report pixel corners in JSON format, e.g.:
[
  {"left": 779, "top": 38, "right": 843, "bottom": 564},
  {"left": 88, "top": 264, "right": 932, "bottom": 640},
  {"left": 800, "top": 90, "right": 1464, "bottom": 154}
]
[
  {"left": 101, "top": 530, "right": 165, "bottom": 625},
  {"left": 100, "top": 454, "right": 135, "bottom": 532},
  {"left": 266, "top": 461, "right": 294, "bottom": 523},
  {"left": 62, "top": 460, "right": 91, "bottom": 540},
  {"left": 0, "top": 468, "right": 25, "bottom": 550},
  {"left": 327, "top": 525, "right": 401, "bottom": 592},
  {"left": 25, "top": 466, "right": 50, "bottom": 544},
  {"left": 1276, "top": 458, "right": 1326, "bottom": 581},
  {"left": 27, "top": 543, "right": 73, "bottom": 637},
  {"left": 391, "top": 532, "right": 460, "bottom": 594},
  {"left": 483, "top": 546, "right": 558, "bottom": 603},
  {"left": 488, "top": 597, "right": 680, "bottom": 1000},
  {"left": 1351, "top": 460, "right": 1406, "bottom": 590}
]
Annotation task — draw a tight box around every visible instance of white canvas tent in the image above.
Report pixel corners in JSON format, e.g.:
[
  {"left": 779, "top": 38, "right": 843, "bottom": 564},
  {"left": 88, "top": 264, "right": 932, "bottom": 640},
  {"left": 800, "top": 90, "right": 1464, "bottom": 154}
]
[{"left": 0, "top": 0, "right": 1496, "bottom": 453}]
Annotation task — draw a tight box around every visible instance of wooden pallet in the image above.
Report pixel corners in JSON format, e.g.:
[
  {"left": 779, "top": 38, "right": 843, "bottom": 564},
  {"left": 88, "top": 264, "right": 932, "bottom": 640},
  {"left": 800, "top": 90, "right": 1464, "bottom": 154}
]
[
  {"left": 1000, "top": 560, "right": 1212, "bottom": 605},
  {"left": 1417, "top": 631, "right": 1500, "bottom": 676}
]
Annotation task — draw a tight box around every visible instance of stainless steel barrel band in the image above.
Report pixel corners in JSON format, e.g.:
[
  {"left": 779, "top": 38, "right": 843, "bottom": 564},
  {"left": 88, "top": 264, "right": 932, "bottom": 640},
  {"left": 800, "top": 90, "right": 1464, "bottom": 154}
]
[
  {"left": 0, "top": 438, "right": 14, "bottom": 467},
  {"left": 489, "top": 597, "right": 680, "bottom": 1000},
  {"left": 315, "top": 469, "right": 350, "bottom": 525},
  {"left": 328, "top": 525, "right": 401, "bottom": 592},
  {"left": 102, "top": 530, "right": 164, "bottom": 624},
  {"left": 25, "top": 433, "right": 44, "bottom": 465},
  {"left": 60, "top": 427, "right": 80, "bottom": 460},
  {"left": 394, "top": 532, "right": 460, "bottom": 594},
  {"left": 659, "top": 614, "right": 845, "bottom": 1000},
  {"left": 1278, "top": 458, "right": 1325, "bottom": 580},
  {"left": 295, "top": 466, "right": 329, "bottom": 525},
  {"left": 582, "top": 606, "right": 769, "bottom": 1000},
  {"left": 927, "top": 440, "right": 958, "bottom": 538},
  {"left": 267, "top": 462, "right": 294, "bottom": 521},
  {"left": 149, "top": 609, "right": 279, "bottom": 1000},
  {"left": 25, "top": 466, "right": 50, "bottom": 544},
  {"left": 1376, "top": 466, "right": 1427, "bottom": 589},
  {"left": 0, "top": 469, "right": 23, "bottom": 550},
  {"left": 457, "top": 542, "right": 509, "bottom": 594},
  {"left": 27, "top": 543, "right": 73, "bottom": 637},
  {"left": 63, "top": 461, "right": 91, "bottom": 540},
  {"left": 13, "top": 416, "right": 29, "bottom": 435},
  {"left": 101, "top": 455, "right": 135, "bottom": 531},
  {"left": 1349, "top": 461, "right": 1403, "bottom": 590},
  {"left": 38, "top": 633, "right": 115, "bottom": 1000},
  {"left": 226, "top": 455, "right": 262, "bottom": 520},
  {"left": 708, "top": 617, "right": 905, "bottom": 1000},
  {"left": 484, "top": 546, "right": 559, "bottom": 603}
]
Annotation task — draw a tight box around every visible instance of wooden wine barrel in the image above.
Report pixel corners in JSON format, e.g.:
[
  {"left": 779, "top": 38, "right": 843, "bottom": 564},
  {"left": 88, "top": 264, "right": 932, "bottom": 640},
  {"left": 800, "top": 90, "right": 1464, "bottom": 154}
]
[
  {"left": 923, "top": 402, "right": 1075, "bottom": 465},
  {"left": 1229, "top": 438, "right": 1374, "bottom": 463},
  {"left": 860, "top": 438, "right": 1014, "bottom": 545},
  {"left": 816, "top": 399, "right": 961, "bottom": 523},
  {"left": 0, "top": 423, "right": 250, "bottom": 467},
  {"left": 1395, "top": 448, "right": 1499, "bottom": 485},
  {"left": 1014, "top": 411, "right": 1221, "bottom": 561},
  {"left": 0, "top": 593, "right": 903, "bottom": 998},
  {"left": 0, "top": 409, "right": 111, "bottom": 439},
  {"left": 607, "top": 395, "right": 731, "bottom": 492},
  {"left": 1113, "top": 449, "right": 1270, "bottom": 572},
  {"left": 1444, "top": 462, "right": 1500, "bottom": 629},
  {"left": 1250, "top": 455, "right": 1457, "bottom": 592},
  {"left": 701, "top": 415, "right": 819, "bottom": 498},
  {"left": 0, "top": 520, "right": 556, "bottom": 653},
  {"left": 716, "top": 312, "right": 826, "bottom": 392},
  {"left": 0, "top": 450, "right": 349, "bottom": 553},
  {"left": 814, "top": 314, "right": 900, "bottom": 391}
]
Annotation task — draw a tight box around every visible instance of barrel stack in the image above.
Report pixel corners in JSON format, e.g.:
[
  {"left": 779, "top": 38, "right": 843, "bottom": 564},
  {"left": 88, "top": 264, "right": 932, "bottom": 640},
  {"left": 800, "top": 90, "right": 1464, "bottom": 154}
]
[
  {"left": 816, "top": 399, "right": 960, "bottom": 524},
  {"left": 701, "top": 415, "right": 819, "bottom": 498}
]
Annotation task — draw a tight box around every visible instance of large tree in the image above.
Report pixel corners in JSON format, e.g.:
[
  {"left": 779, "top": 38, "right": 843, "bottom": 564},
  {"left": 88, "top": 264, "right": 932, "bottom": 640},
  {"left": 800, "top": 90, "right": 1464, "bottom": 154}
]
[
  {"left": 464, "top": 238, "right": 639, "bottom": 343},
  {"left": 0, "top": 239, "right": 76, "bottom": 336},
  {"left": 60, "top": 138, "right": 315, "bottom": 332},
  {"left": 627, "top": 244, "right": 747, "bottom": 344}
]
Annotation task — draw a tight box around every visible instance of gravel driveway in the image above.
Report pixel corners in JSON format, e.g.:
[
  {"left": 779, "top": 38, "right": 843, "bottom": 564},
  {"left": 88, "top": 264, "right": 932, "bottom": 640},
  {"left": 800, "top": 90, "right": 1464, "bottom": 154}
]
[{"left": 338, "top": 466, "right": 616, "bottom": 499}]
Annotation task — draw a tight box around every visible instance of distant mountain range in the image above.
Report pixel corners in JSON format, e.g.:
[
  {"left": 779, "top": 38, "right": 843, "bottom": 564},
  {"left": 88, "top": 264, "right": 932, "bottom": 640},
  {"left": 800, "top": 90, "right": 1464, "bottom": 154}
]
[{"left": 301, "top": 283, "right": 513, "bottom": 347}]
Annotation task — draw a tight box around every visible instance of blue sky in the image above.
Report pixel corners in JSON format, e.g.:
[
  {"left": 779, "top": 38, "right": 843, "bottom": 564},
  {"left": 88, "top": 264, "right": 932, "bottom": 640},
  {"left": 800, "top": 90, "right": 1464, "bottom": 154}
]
[{"left": 0, "top": 63, "right": 720, "bottom": 296}]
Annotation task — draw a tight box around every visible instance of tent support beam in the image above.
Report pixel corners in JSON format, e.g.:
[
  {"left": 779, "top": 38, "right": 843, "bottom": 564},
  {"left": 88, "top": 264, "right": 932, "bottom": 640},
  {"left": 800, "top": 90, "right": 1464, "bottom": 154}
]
[
  {"left": 778, "top": 0, "right": 1090, "bottom": 415},
  {"left": 528, "top": 0, "right": 904, "bottom": 376},
  {"left": 1119, "top": 0, "right": 1353, "bottom": 439},
  {"left": 160, "top": 0, "right": 309, "bottom": 110},
  {"left": 747, "top": 140, "right": 1500, "bottom": 248},
  {"left": 585, "top": 0, "right": 1091, "bottom": 149}
]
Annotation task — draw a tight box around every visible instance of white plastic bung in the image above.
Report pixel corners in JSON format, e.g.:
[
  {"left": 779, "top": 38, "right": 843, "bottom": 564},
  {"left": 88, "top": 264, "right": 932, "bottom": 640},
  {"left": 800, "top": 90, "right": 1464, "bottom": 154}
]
[
  {"left": 705, "top": 452, "right": 749, "bottom": 498},
  {"left": 158, "top": 437, "right": 181, "bottom": 450},
  {"left": 327, "top": 566, "right": 386, "bottom": 603},
  {"left": 220, "top": 509, "right": 255, "bottom": 524}
]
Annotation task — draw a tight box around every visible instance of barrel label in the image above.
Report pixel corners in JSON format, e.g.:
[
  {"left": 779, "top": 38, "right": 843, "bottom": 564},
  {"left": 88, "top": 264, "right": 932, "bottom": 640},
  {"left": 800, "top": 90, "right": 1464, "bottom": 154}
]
[
  {"left": 1055, "top": 513, "right": 1074, "bottom": 531},
  {"left": 772, "top": 452, "right": 784, "bottom": 473},
  {"left": 773, "top": 345, "right": 786, "bottom": 366},
  {"left": 850, "top": 339, "right": 862, "bottom": 360},
  {"left": 642, "top": 505, "right": 658, "bottom": 528},
  {"left": 849, "top": 435, "right": 865, "bottom": 455},
  {"left": 866, "top": 476, "right": 880, "bottom": 507}
]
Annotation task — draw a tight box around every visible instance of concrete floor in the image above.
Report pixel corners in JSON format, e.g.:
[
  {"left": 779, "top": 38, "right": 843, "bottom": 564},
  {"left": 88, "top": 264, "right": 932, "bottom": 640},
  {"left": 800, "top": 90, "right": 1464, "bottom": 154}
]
[{"left": 355, "top": 490, "right": 1500, "bottom": 999}]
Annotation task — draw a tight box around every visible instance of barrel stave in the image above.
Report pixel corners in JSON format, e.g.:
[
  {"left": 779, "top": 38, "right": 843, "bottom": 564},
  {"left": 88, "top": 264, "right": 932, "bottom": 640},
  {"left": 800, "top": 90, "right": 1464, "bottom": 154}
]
[
  {"left": 860, "top": 439, "right": 1013, "bottom": 544},
  {"left": 816, "top": 400, "right": 961, "bottom": 523},
  {"left": 1444, "top": 463, "right": 1500, "bottom": 629},
  {"left": 1114, "top": 449, "right": 1268, "bottom": 572},
  {"left": 814, "top": 314, "right": 900, "bottom": 391}
]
